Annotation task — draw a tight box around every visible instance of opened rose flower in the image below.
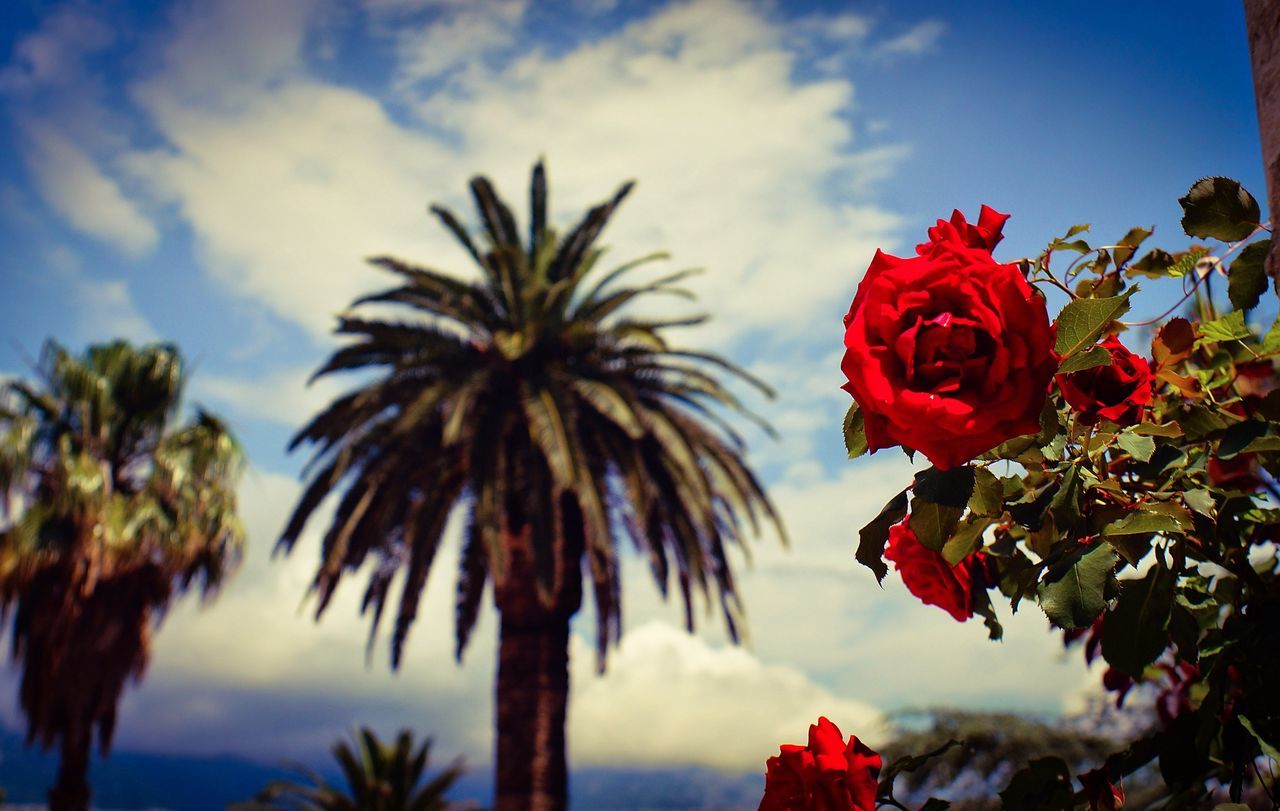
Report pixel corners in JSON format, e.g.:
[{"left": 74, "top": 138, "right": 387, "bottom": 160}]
[
  {"left": 841, "top": 206, "right": 1056, "bottom": 470},
  {"left": 758, "top": 717, "right": 881, "bottom": 811}
]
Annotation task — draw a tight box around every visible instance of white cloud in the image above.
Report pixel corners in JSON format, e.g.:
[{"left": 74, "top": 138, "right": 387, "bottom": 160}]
[
  {"left": 43, "top": 245, "right": 157, "bottom": 343},
  {"left": 18, "top": 119, "right": 159, "bottom": 257},
  {"left": 192, "top": 364, "right": 352, "bottom": 427},
  {"left": 874, "top": 19, "right": 946, "bottom": 58},
  {"left": 121, "top": 0, "right": 903, "bottom": 349},
  {"left": 568, "top": 621, "right": 882, "bottom": 770},
  {"left": 367, "top": 0, "right": 529, "bottom": 89}
]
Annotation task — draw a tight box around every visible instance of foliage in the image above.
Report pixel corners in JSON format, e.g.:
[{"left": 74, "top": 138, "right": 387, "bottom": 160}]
[
  {"left": 233, "top": 727, "right": 470, "bottom": 811},
  {"left": 0, "top": 340, "right": 245, "bottom": 810},
  {"left": 847, "top": 179, "right": 1280, "bottom": 807}
]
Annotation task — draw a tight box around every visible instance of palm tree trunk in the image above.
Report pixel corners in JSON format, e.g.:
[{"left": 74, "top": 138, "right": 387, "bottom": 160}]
[
  {"left": 1245, "top": 0, "right": 1280, "bottom": 287},
  {"left": 494, "top": 608, "right": 571, "bottom": 811},
  {"left": 49, "top": 726, "right": 91, "bottom": 811},
  {"left": 492, "top": 514, "right": 580, "bottom": 811}
]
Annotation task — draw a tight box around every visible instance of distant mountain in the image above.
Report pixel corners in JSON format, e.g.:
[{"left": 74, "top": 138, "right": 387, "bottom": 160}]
[{"left": 0, "top": 729, "right": 759, "bottom": 810}]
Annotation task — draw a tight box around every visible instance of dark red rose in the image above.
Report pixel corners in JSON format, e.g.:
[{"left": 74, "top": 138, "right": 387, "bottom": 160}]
[
  {"left": 1056, "top": 335, "right": 1154, "bottom": 426},
  {"left": 841, "top": 206, "right": 1056, "bottom": 470},
  {"left": 885, "top": 519, "right": 978, "bottom": 622},
  {"left": 1209, "top": 454, "right": 1261, "bottom": 492},
  {"left": 758, "top": 717, "right": 881, "bottom": 811},
  {"left": 1079, "top": 767, "right": 1125, "bottom": 810}
]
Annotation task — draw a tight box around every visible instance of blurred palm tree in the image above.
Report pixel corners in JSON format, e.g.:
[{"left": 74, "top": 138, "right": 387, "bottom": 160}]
[
  {"left": 236, "top": 727, "right": 468, "bottom": 811},
  {"left": 0, "top": 340, "right": 245, "bottom": 811},
  {"left": 282, "top": 160, "right": 783, "bottom": 811}
]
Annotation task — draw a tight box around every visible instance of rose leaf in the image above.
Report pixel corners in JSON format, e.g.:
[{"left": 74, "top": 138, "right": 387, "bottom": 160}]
[
  {"left": 1057, "top": 344, "right": 1112, "bottom": 374},
  {"left": 1052, "top": 289, "right": 1135, "bottom": 360},
  {"left": 843, "top": 401, "right": 868, "bottom": 459},
  {"left": 1196, "top": 310, "right": 1251, "bottom": 345},
  {"left": 856, "top": 490, "right": 908, "bottom": 583},
  {"left": 1228, "top": 239, "right": 1271, "bottom": 312},
  {"left": 1036, "top": 542, "right": 1115, "bottom": 631},
  {"left": 1100, "top": 561, "right": 1175, "bottom": 677},
  {"left": 1179, "top": 177, "right": 1262, "bottom": 242},
  {"left": 1116, "top": 432, "right": 1156, "bottom": 463}
]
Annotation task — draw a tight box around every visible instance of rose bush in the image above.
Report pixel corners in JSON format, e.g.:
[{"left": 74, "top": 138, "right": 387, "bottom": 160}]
[
  {"left": 767, "top": 177, "right": 1280, "bottom": 809},
  {"left": 840, "top": 206, "right": 1057, "bottom": 470},
  {"left": 759, "top": 717, "right": 881, "bottom": 811}
]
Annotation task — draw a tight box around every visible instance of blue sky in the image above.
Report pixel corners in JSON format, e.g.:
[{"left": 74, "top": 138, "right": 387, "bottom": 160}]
[{"left": 0, "top": 0, "right": 1266, "bottom": 785}]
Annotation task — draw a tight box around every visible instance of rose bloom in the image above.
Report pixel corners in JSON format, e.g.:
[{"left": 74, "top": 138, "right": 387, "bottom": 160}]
[
  {"left": 1056, "top": 334, "right": 1153, "bottom": 426},
  {"left": 841, "top": 206, "right": 1056, "bottom": 470},
  {"left": 885, "top": 519, "right": 980, "bottom": 622},
  {"left": 759, "top": 717, "right": 881, "bottom": 811}
]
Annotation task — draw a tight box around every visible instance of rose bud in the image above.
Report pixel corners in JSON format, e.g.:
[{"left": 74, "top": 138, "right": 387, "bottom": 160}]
[
  {"left": 885, "top": 518, "right": 980, "bottom": 622},
  {"left": 1056, "top": 335, "right": 1154, "bottom": 427}
]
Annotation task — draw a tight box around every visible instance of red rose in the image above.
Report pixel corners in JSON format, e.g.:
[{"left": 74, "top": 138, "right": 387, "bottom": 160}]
[
  {"left": 841, "top": 206, "right": 1056, "bottom": 470},
  {"left": 1056, "top": 335, "right": 1153, "bottom": 426},
  {"left": 1079, "top": 767, "right": 1125, "bottom": 810},
  {"left": 758, "top": 717, "right": 881, "bottom": 811},
  {"left": 1208, "top": 454, "right": 1260, "bottom": 492},
  {"left": 885, "top": 519, "right": 978, "bottom": 622}
]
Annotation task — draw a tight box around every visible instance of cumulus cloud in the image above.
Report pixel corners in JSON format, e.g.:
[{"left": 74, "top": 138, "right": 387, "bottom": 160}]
[
  {"left": 366, "top": 0, "right": 529, "bottom": 90},
  {"left": 120, "top": 0, "right": 902, "bottom": 349},
  {"left": 568, "top": 621, "right": 883, "bottom": 770}
]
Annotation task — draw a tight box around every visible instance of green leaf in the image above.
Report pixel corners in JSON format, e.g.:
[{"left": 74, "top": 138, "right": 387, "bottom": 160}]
[
  {"left": 1115, "top": 432, "right": 1156, "bottom": 463},
  {"left": 942, "top": 516, "right": 990, "bottom": 566},
  {"left": 1113, "top": 226, "right": 1153, "bottom": 268},
  {"left": 843, "top": 402, "right": 868, "bottom": 459},
  {"left": 1102, "top": 509, "right": 1190, "bottom": 537},
  {"left": 913, "top": 465, "right": 976, "bottom": 507},
  {"left": 1127, "top": 247, "right": 1177, "bottom": 278},
  {"left": 1037, "top": 542, "right": 1116, "bottom": 631},
  {"left": 968, "top": 466, "right": 1004, "bottom": 516},
  {"left": 909, "top": 502, "right": 964, "bottom": 552},
  {"left": 1052, "top": 239, "right": 1091, "bottom": 254},
  {"left": 1228, "top": 239, "right": 1271, "bottom": 311},
  {"left": 1262, "top": 316, "right": 1280, "bottom": 355},
  {"left": 1183, "top": 488, "right": 1216, "bottom": 518},
  {"left": 1197, "top": 310, "right": 1251, "bottom": 344},
  {"left": 1218, "top": 419, "right": 1269, "bottom": 458},
  {"left": 1056, "top": 344, "right": 1112, "bottom": 374},
  {"left": 1052, "top": 290, "right": 1135, "bottom": 360},
  {"left": 1239, "top": 716, "right": 1280, "bottom": 764},
  {"left": 999, "top": 757, "right": 1073, "bottom": 811},
  {"left": 857, "top": 490, "right": 908, "bottom": 583},
  {"left": 1179, "top": 177, "right": 1262, "bottom": 242},
  {"left": 1133, "top": 421, "right": 1183, "bottom": 438},
  {"left": 1101, "top": 562, "right": 1175, "bottom": 677},
  {"left": 910, "top": 466, "right": 975, "bottom": 552}
]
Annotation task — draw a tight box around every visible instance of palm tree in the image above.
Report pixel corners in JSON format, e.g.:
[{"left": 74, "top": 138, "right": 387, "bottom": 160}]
[
  {"left": 0, "top": 340, "right": 245, "bottom": 811},
  {"left": 281, "top": 161, "right": 784, "bottom": 811},
  {"left": 236, "top": 727, "right": 469, "bottom": 811}
]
